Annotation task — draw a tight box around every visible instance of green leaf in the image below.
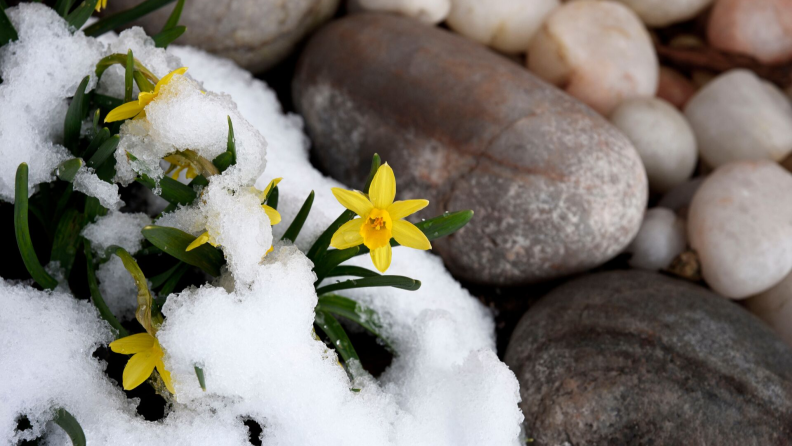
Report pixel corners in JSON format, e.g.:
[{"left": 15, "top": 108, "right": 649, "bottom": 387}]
[
  {"left": 211, "top": 152, "right": 233, "bottom": 173},
  {"left": 66, "top": 0, "right": 100, "bottom": 32},
  {"left": 363, "top": 153, "right": 381, "bottom": 194},
  {"left": 357, "top": 210, "right": 475, "bottom": 256},
  {"left": 317, "top": 294, "right": 393, "bottom": 351},
  {"left": 87, "top": 135, "right": 119, "bottom": 168},
  {"left": 83, "top": 127, "right": 111, "bottom": 159},
  {"left": 133, "top": 70, "right": 154, "bottom": 93},
  {"left": 124, "top": 50, "right": 134, "bottom": 103},
  {"left": 84, "top": 196, "right": 107, "bottom": 224},
  {"left": 95, "top": 53, "right": 158, "bottom": 85},
  {"left": 149, "top": 261, "right": 182, "bottom": 288},
  {"left": 64, "top": 76, "right": 90, "bottom": 154},
  {"left": 325, "top": 265, "right": 380, "bottom": 278},
  {"left": 226, "top": 116, "right": 236, "bottom": 164},
  {"left": 84, "top": 240, "right": 128, "bottom": 338},
  {"left": 282, "top": 191, "right": 314, "bottom": 243},
  {"left": 194, "top": 365, "right": 206, "bottom": 391},
  {"left": 0, "top": 6, "right": 18, "bottom": 48},
  {"left": 55, "top": 0, "right": 77, "bottom": 17},
  {"left": 162, "top": 0, "right": 184, "bottom": 31},
  {"left": 307, "top": 210, "right": 355, "bottom": 264},
  {"left": 267, "top": 186, "right": 279, "bottom": 210},
  {"left": 313, "top": 246, "right": 359, "bottom": 285},
  {"left": 53, "top": 184, "right": 74, "bottom": 225},
  {"left": 53, "top": 408, "right": 86, "bottom": 446},
  {"left": 92, "top": 109, "right": 100, "bottom": 134},
  {"left": 15, "top": 164, "right": 58, "bottom": 290},
  {"left": 136, "top": 175, "right": 197, "bottom": 206},
  {"left": 110, "top": 245, "right": 160, "bottom": 334},
  {"left": 141, "top": 225, "right": 225, "bottom": 277},
  {"left": 50, "top": 209, "right": 84, "bottom": 279},
  {"left": 84, "top": 0, "right": 176, "bottom": 37},
  {"left": 153, "top": 25, "right": 185, "bottom": 48},
  {"left": 316, "top": 275, "right": 421, "bottom": 295},
  {"left": 314, "top": 310, "right": 358, "bottom": 364},
  {"left": 0, "top": 0, "right": 8, "bottom": 10},
  {"left": 92, "top": 93, "right": 123, "bottom": 111},
  {"left": 56, "top": 158, "right": 84, "bottom": 182},
  {"left": 158, "top": 262, "right": 189, "bottom": 297}
]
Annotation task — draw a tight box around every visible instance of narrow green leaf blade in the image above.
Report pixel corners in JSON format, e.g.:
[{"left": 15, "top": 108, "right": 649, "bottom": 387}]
[
  {"left": 306, "top": 210, "right": 355, "bottom": 264},
  {"left": 136, "top": 175, "right": 197, "bottom": 206},
  {"left": 124, "top": 50, "right": 134, "bottom": 103},
  {"left": 317, "top": 294, "right": 393, "bottom": 351},
  {"left": 14, "top": 164, "right": 58, "bottom": 290},
  {"left": 153, "top": 25, "right": 185, "bottom": 48},
  {"left": 132, "top": 70, "right": 154, "bottom": 93},
  {"left": 83, "top": 127, "right": 111, "bottom": 160},
  {"left": 211, "top": 152, "right": 233, "bottom": 173},
  {"left": 141, "top": 225, "right": 225, "bottom": 277},
  {"left": 363, "top": 153, "right": 381, "bottom": 194},
  {"left": 315, "top": 310, "right": 359, "bottom": 363},
  {"left": 64, "top": 76, "right": 90, "bottom": 153},
  {"left": 162, "top": 0, "right": 184, "bottom": 31},
  {"left": 50, "top": 209, "right": 84, "bottom": 279},
  {"left": 325, "top": 265, "right": 380, "bottom": 278},
  {"left": 84, "top": 0, "right": 176, "bottom": 37},
  {"left": 313, "top": 246, "right": 359, "bottom": 284},
  {"left": 194, "top": 365, "right": 206, "bottom": 391},
  {"left": 316, "top": 275, "right": 421, "bottom": 295},
  {"left": 56, "top": 158, "right": 84, "bottom": 182},
  {"left": 267, "top": 186, "right": 278, "bottom": 210},
  {"left": 87, "top": 135, "right": 119, "bottom": 168},
  {"left": 158, "top": 262, "right": 189, "bottom": 297},
  {"left": 53, "top": 408, "right": 86, "bottom": 446},
  {"left": 66, "top": 0, "right": 100, "bottom": 32},
  {"left": 92, "top": 93, "right": 123, "bottom": 112},
  {"left": 226, "top": 116, "right": 236, "bottom": 164},
  {"left": 0, "top": 6, "right": 18, "bottom": 48},
  {"left": 282, "top": 191, "right": 314, "bottom": 243},
  {"left": 55, "top": 0, "right": 77, "bottom": 17},
  {"left": 84, "top": 240, "right": 128, "bottom": 338}
]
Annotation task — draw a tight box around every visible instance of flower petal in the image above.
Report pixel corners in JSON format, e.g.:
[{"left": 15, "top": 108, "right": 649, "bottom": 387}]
[
  {"left": 331, "top": 188, "right": 373, "bottom": 217},
  {"left": 369, "top": 163, "right": 396, "bottom": 209},
  {"left": 122, "top": 349, "right": 158, "bottom": 390},
  {"left": 262, "top": 204, "right": 281, "bottom": 225},
  {"left": 370, "top": 244, "right": 392, "bottom": 273},
  {"left": 392, "top": 220, "right": 431, "bottom": 250},
  {"left": 331, "top": 218, "right": 364, "bottom": 250},
  {"left": 388, "top": 199, "right": 429, "bottom": 220},
  {"left": 186, "top": 231, "right": 210, "bottom": 252},
  {"left": 105, "top": 101, "right": 144, "bottom": 123},
  {"left": 109, "top": 333, "right": 156, "bottom": 355},
  {"left": 156, "top": 360, "right": 176, "bottom": 394},
  {"left": 154, "top": 67, "right": 188, "bottom": 94},
  {"left": 260, "top": 178, "right": 283, "bottom": 200}
]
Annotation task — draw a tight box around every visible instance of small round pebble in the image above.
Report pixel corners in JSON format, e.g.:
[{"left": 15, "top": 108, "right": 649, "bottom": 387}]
[
  {"left": 610, "top": 97, "right": 698, "bottom": 193},
  {"left": 355, "top": 0, "right": 451, "bottom": 24},
  {"left": 688, "top": 160, "right": 792, "bottom": 299},
  {"left": 746, "top": 271, "right": 792, "bottom": 347},
  {"left": 627, "top": 207, "right": 687, "bottom": 271},
  {"left": 656, "top": 66, "right": 697, "bottom": 109},
  {"left": 613, "top": 0, "right": 714, "bottom": 27},
  {"left": 528, "top": 0, "right": 658, "bottom": 115},
  {"left": 446, "top": 0, "right": 559, "bottom": 53},
  {"left": 684, "top": 69, "right": 792, "bottom": 168},
  {"left": 708, "top": 0, "right": 792, "bottom": 65}
]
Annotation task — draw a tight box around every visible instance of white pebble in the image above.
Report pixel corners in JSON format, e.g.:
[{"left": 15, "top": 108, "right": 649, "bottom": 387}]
[
  {"left": 708, "top": 0, "right": 792, "bottom": 65},
  {"left": 446, "top": 0, "right": 560, "bottom": 53},
  {"left": 528, "top": 0, "right": 658, "bottom": 115},
  {"left": 684, "top": 69, "right": 792, "bottom": 168},
  {"left": 355, "top": 0, "right": 451, "bottom": 24},
  {"left": 746, "top": 270, "right": 792, "bottom": 347},
  {"left": 627, "top": 207, "right": 686, "bottom": 271},
  {"left": 688, "top": 160, "right": 792, "bottom": 299},
  {"left": 612, "top": 0, "right": 714, "bottom": 27},
  {"left": 610, "top": 97, "right": 697, "bottom": 193}
]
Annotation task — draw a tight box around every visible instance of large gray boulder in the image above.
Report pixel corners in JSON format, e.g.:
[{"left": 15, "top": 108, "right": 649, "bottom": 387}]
[
  {"left": 505, "top": 270, "right": 792, "bottom": 444},
  {"left": 293, "top": 13, "right": 647, "bottom": 286}
]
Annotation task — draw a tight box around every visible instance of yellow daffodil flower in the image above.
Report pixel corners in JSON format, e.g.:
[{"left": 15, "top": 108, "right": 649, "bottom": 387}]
[
  {"left": 109, "top": 332, "right": 175, "bottom": 394},
  {"left": 95, "top": 0, "right": 108, "bottom": 12},
  {"left": 163, "top": 154, "right": 199, "bottom": 180},
  {"left": 105, "top": 67, "right": 188, "bottom": 123},
  {"left": 330, "top": 163, "right": 430, "bottom": 272}
]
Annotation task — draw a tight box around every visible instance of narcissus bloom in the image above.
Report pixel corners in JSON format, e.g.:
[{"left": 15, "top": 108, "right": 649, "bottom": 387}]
[
  {"left": 95, "top": 0, "right": 108, "bottom": 12},
  {"left": 109, "top": 332, "right": 175, "bottom": 394},
  {"left": 330, "top": 163, "right": 431, "bottom": 272},
  {"left": 105, "top": 67, "right": 188, "bottom": 123}
]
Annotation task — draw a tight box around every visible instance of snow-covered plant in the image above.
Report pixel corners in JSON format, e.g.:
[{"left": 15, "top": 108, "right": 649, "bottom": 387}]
[{"left": 1, "top": 1, "right": 524, "bottom": 444}]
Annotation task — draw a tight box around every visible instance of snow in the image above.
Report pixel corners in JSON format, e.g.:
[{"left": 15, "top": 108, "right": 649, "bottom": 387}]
[{"left": 0, "top": 5, "right": 523, "bottom": 445}]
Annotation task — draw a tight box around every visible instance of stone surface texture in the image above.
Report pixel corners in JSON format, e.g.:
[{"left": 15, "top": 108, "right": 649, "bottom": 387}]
[
  {"left": 106, "top": 0, "right": 340, "bottom": 73},
  {"left": 708, "top": 0, "right": 792, "bottom": 65},
  {"left": 505, "top": 270, "right": 792, "bottom": 444},
  {"left": 294, "top": 13, "right": 647, "bottom": 286}
]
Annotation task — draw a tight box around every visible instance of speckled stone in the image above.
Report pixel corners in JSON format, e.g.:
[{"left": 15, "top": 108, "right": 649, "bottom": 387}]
[
  {"left": 293, "top": 13, "right": 648, "bottom": 285},
  {"left": 505, "top": 270, "right": 792, "bottom": 444}
]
